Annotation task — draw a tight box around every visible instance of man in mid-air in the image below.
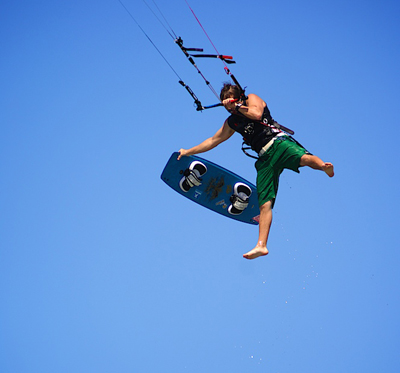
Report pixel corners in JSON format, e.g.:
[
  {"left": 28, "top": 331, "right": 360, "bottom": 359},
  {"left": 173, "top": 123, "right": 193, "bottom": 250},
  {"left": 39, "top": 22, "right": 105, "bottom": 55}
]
[{"left": 178, "top": 83, "right": 334, "bottom": 259}]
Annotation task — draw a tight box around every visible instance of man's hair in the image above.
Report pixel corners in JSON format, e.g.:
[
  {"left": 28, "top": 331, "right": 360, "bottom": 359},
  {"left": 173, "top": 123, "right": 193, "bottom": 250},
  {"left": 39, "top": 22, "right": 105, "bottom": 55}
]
[{"left": 220, "top": 83, "right": 241, "bottom": 101}]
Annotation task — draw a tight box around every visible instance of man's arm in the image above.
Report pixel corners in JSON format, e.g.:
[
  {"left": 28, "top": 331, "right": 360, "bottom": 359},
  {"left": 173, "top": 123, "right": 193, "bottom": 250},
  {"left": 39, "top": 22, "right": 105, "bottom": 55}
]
[
  {"left": 223, "top": 93, "right": 266, "bottom": 121},
  {"left": 178, "top": 120, "right": 235, "bottom": 160}
]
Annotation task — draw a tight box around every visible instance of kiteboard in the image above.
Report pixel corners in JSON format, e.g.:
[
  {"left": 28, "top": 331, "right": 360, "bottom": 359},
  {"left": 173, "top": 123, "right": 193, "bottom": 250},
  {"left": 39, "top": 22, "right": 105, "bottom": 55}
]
[{"left": 161, "top": 152, "right": 260, "bottom": 225}]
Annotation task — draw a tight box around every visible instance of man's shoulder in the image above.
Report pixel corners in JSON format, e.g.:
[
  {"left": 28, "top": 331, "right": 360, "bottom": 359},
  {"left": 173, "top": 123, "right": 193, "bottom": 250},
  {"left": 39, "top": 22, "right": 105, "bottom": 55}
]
[{"left": 246, "top": 93, "right": 264, "bottom": 103}]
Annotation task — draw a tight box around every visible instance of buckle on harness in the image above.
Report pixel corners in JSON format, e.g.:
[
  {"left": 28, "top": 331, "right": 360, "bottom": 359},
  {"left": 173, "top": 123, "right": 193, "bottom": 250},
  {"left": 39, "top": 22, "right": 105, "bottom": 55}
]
[{"left": 243, "top": 123, "right": 255, "bottom": 136}]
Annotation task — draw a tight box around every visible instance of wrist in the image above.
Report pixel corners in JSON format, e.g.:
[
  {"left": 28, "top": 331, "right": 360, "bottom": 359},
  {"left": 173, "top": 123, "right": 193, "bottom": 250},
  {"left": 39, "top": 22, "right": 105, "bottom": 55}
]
[{"left": 235, "top": 102, "right": 243, "bottom": 112}]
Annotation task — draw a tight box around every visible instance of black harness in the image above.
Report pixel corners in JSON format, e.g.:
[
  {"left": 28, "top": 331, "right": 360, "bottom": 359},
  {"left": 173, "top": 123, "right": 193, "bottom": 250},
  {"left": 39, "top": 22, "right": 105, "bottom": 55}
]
[{"left": 228, "top": 103, "right": 295, "bottom": 160}]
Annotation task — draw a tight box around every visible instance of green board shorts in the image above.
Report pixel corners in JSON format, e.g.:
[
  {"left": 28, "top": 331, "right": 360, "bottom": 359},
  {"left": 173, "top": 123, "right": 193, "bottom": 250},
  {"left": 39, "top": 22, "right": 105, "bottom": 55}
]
[{"left": 255, "top": 136, "right": 310, "bottom": 208}]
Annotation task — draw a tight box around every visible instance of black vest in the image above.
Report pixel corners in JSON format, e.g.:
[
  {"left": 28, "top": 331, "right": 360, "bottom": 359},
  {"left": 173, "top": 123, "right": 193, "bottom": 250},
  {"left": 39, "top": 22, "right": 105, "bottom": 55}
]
[{"left": 227, "top": 106, "right": 282, "bottom": 154}]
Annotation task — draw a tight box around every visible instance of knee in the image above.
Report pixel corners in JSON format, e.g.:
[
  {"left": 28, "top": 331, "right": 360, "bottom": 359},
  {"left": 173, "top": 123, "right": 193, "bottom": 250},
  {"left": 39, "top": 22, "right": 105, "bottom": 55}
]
[
  {"left": 260, "top": 200, "right": 273, "bottom": 211},
  {"left": 299, "top": 154, "right": 311, "bottom": 167}
]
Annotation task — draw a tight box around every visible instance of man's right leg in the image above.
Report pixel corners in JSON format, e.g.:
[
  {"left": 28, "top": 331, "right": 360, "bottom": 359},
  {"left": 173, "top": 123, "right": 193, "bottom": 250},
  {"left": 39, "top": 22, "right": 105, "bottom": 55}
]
[{"left": 243, "top": 200, "right": 272, "bottom": 260}]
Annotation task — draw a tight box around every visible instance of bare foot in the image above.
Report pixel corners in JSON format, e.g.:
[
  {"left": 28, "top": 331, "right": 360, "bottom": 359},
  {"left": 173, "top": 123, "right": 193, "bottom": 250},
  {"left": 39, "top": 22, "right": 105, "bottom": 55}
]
[
  {"left": 243, "top": 245, "right": 269, "bottom": 260},
  {"left": 322, "top": 162, "right": 334, "bottom": 177}
]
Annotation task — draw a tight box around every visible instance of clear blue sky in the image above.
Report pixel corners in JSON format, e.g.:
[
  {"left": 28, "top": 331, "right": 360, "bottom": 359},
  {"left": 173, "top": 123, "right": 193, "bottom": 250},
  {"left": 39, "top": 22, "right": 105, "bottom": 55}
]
[{"left": 1, "top": 1, "right": 399, "bottom": 372}]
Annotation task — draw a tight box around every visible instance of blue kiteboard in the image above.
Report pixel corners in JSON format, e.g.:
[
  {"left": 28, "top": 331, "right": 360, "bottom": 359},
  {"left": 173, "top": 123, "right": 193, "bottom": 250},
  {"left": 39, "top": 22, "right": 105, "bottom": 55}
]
[{"left": 161, "top": 152, "right": 260, "bottom": 225}]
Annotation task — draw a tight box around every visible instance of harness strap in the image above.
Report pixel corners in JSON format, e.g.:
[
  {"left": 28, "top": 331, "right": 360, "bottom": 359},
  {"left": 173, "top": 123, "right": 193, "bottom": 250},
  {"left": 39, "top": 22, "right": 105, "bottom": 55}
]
[
  {"left": 242, "top": 142, "right": 259, "bottom": 160},
  {"left": 268, "top": 120, "right": 294, "bottom": 135}
]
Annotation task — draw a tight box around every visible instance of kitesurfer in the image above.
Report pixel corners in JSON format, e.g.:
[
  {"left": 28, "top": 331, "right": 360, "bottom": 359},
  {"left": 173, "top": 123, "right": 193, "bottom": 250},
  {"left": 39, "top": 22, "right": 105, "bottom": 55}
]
[{"left": 178, "top": 83, "right": 334, "bottom": 260}]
